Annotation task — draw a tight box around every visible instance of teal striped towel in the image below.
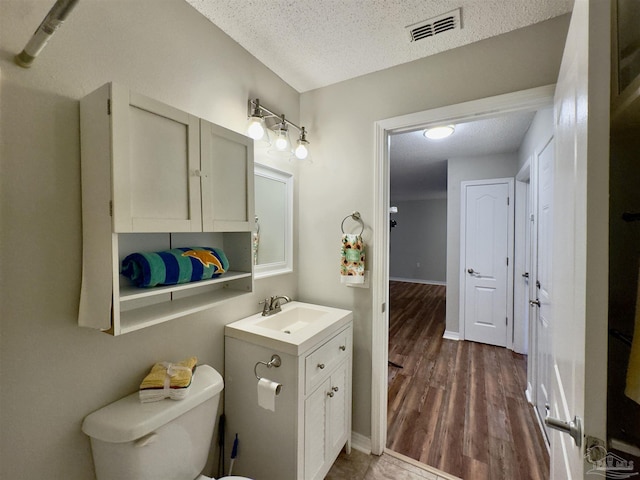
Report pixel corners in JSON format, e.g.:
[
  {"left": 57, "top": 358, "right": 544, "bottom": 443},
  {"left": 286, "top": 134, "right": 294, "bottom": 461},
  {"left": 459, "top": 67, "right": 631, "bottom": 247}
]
[{"left": 121, "top": 247, "right": 229, "bottom": 287}]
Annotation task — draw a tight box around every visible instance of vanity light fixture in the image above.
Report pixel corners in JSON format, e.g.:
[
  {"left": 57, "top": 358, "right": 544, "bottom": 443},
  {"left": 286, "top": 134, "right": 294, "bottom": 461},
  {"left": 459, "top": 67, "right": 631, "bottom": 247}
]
[
  {"left": 246, "top": 99, "right": 270, "bottom": 145},
  {"left": 247, "top": 98, "right": 311, "bottom": 160},
  {"left": 294, "top": 127, "right": 309, "bottom": 160},
  {"left": 424, "top": 124, "right": 455, "bottom": 140},
  {"left": 271, "top": 115, "right": 292, "bottom": 154}
]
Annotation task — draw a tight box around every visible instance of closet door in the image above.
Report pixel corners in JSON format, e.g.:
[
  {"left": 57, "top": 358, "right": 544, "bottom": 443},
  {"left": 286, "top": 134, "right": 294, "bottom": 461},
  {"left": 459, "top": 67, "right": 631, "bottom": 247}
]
[
  {"left": 200, "top": 120, "right": 254, "bottom": 232},
  {"left": 111, "top": 84, "right": 202, "bottom": 232}
]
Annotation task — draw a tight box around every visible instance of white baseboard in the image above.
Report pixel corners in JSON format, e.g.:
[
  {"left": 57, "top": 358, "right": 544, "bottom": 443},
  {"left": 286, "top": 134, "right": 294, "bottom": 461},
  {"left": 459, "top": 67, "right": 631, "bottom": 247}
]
[
  {"left": 443, "top": 330, "right": 460, "bottom": 341},
  {"left": 350, "top": 431, "right": 372, "bottom": 454},
  {"left": 389, "top": 277, "right": 446, "bottom": 286}
]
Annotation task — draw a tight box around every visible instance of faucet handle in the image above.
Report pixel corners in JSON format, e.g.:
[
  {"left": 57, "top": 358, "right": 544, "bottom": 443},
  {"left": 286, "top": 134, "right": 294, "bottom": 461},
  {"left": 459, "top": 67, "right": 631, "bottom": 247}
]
[{"left": 259, "top": 298, "right": 271, "bottom": 315}]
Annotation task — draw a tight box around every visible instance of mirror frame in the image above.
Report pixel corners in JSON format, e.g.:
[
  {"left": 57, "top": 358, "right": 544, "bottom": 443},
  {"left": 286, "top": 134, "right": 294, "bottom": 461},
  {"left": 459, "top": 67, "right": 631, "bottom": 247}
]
[{"left": 254, "top": 163, "right": 293, "bottom": 278}]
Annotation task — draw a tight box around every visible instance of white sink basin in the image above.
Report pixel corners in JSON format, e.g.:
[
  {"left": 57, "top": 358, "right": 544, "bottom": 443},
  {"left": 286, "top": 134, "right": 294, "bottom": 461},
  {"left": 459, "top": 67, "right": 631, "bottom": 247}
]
[{"left": 225, "top": 301, "right": 353, "bottom": 355}]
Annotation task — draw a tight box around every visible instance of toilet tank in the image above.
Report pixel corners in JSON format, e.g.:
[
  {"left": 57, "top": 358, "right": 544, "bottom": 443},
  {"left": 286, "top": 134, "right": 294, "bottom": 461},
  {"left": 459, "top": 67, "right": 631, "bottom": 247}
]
[{"left": 82, "top": 365, "right": 223, "bottom": 480}]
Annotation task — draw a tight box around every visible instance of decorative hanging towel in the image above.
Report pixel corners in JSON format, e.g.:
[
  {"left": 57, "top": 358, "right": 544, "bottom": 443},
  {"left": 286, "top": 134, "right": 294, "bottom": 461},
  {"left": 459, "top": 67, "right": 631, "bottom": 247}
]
[
  {"left": 625, "top": 263, "right": 640, "bottom": 404},
  {"left": 340, "top": 234, "right": 365, "bottom": 284}
]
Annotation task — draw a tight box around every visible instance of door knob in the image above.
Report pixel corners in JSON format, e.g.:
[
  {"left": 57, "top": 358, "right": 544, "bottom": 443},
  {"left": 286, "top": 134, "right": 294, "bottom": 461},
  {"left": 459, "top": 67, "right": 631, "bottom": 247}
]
[
  {"left": 529, "top": 299, "right": 541, "bottom": 307},
  {"left": 522, "top": 272, "right": 529, "bottom": 278},
  {"left": 467, "top": 268, "right": 475, "bottom": 274},
  {"left": 545, "top": 414, "right": 582, "bottom": 448}
]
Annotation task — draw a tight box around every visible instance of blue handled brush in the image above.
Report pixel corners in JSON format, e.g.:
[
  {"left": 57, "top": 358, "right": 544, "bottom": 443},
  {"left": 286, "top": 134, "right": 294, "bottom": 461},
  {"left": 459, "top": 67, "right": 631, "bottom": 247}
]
[{"left": 228, "top": 434, "right": 239, "bottom": 475}]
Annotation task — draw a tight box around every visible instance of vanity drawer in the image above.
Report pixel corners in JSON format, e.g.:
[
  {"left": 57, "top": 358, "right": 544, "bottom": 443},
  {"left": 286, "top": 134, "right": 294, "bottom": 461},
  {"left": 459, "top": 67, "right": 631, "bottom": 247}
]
[{"left": 305, "top": 326, "right": 352, "bottom": 394}]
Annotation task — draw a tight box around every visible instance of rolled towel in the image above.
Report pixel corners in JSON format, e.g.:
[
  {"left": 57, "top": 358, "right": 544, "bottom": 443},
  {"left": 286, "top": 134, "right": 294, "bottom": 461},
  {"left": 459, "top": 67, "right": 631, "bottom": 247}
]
[
  {"left": 139, "top": 357, "right": 198, "bottom": 403},
  {"left": 121, "top": 247, "right": 229, "bottom": 287}
]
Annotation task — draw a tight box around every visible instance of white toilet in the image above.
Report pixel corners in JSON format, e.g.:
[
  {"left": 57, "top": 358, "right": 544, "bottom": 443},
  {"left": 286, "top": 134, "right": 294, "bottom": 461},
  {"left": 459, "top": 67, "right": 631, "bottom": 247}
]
[{"left": 82, "top": 364, "right": 252, "bottom": 480}]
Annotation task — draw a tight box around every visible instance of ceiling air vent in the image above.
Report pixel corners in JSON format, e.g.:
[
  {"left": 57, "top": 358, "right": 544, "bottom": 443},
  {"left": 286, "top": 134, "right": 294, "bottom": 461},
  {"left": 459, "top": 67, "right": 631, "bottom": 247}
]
[{"left": 406, "top": 8, "right": 462, "bottom": 43}]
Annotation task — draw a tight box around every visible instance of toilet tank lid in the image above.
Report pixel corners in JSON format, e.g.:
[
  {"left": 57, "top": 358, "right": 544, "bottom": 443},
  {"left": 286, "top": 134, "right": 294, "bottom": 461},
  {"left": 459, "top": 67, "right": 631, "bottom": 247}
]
[{"left": 82, "top": 364, "right": 223, "bottom": 443}]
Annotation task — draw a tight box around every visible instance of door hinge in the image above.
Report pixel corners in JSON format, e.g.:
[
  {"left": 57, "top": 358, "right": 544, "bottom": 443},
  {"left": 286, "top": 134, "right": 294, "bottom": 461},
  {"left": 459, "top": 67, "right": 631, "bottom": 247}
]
[
  {"left": 109, "top": 201, "right": 113, "bottom": 217},
  {"left": 107, "top": 99, "right": 111, "bottom": 115},
  {"left": 507, "top": 197, "right": 510, "bottom": 205},
  {"left": 506, "top": 257, "right": 509, "bottom": 266},
  {"left": 381, "top": 302, "right": 386, "bottom": 313},
  {"left": 506, "top": 317, "right": 508, "bottom": 325}
]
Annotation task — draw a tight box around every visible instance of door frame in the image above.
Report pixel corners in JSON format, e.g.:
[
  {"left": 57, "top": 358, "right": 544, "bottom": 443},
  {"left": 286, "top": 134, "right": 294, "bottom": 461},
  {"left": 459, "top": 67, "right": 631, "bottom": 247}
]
[
  {"left": 515, "top": 161, "right": 532, "bottom": 358},
  {"left": 371, "top": 85, "right": 555, "bottom": 455},
  {"left": 458, "top": 177, "right": 515, "bottom": 347}
]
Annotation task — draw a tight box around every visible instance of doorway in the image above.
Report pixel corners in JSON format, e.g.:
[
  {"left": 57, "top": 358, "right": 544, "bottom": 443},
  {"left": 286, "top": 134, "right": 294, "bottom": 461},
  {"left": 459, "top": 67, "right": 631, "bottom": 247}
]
[{"left": 372, "top": 86, "right": 556, "bottom": 462}]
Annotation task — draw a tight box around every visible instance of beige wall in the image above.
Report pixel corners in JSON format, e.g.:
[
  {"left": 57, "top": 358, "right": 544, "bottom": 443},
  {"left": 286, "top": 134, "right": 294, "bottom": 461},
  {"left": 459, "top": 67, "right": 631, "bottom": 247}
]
[
  {"left": 298, "top": 15, "right": 570, "bottom": 438},
  {"left": 0, "top": 1, "right": 298, "bottom": 478},
  {"left": 0, "top": 2, "right": 571, "bottom": 477},
  {"left": 445, "top": 153, "right": 519, "bottom": 334}
]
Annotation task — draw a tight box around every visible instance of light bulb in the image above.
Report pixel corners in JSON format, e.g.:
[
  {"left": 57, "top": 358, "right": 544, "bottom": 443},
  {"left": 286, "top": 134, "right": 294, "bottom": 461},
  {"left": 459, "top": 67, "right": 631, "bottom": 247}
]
[
  {"left": 275, "top": 132, "right": 289, "bottom": 150},
  {"left": 247, "top": 117, "right": 265, "bottom": 140},
  {"left": 294, "top": 142, "right": 308, "bottom": 160}
]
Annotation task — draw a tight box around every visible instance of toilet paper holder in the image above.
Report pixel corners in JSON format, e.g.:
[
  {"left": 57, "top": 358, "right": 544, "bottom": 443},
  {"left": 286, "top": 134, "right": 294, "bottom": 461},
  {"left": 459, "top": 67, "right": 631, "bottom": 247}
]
[
  {"left": 254, "top": 354, "right": 281, "bottom": 379},
  {"left": 254, "top": 354, "right": 283, "bottom": 395}
]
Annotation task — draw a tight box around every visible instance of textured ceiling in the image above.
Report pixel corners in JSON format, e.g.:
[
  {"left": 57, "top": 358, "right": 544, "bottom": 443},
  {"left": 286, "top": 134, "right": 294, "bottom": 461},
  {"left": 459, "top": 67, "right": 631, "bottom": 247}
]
[
  {"left": 390, "top": 110, "right": 536, "bottom": 201},
  {"left": 185, "top": 0, "right": 572, "bottom": 92}
]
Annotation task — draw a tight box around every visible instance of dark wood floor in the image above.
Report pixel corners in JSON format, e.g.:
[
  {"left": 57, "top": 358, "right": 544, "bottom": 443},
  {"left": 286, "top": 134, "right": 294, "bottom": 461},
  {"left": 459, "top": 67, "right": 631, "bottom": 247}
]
[{"left": 386, "top": 281, "right": 549, "bottom": 480}]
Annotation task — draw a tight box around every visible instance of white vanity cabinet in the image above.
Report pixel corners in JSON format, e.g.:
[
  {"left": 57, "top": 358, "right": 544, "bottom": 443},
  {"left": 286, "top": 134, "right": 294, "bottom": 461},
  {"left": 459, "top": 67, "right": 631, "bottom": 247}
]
[
  {"left": 304, "top": 361, "right": 350, "bottom": 480},
  {"left": 224, "top": 314, "right": 352, "bottom": 480},
  {"left": 78, "top": 83, "right": 254, "bottom": 335}
]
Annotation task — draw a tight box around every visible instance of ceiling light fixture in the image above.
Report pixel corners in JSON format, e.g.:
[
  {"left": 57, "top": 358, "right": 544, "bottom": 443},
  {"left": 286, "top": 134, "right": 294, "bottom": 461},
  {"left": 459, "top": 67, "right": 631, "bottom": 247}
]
[
  {"left": 247, "top": 98, "right": 310, "bottom": 160},
  {"left": 423, "top": 125, "right": 455, "bottom": 140}
]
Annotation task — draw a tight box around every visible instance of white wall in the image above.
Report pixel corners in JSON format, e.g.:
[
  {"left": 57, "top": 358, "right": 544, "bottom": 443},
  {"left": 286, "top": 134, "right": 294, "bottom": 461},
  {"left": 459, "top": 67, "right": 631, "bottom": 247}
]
[
  {"left": 389, "top": 198, "right": 447, "bottom": 283},
  {"left": 0, "top": 2, "right": 298, "bottom": 478},
  {"left": 445, "top": 153, "right": 519, "bottom": 334},
  {"left": 298, "top": 15, "right": 570, "bottom": 438},
  {"left": 518, "top": 107, "right": 554, "bottom": 170}
]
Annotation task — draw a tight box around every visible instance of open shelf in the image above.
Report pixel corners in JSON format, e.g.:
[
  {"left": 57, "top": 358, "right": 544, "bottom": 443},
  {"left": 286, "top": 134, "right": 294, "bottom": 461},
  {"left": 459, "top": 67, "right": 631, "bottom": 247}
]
[
  {"left": 119, "top": 285, "right": 251, "bottom": 334},
  {"left": 119, "top": 271, "right": 252, "bottom": 302}
]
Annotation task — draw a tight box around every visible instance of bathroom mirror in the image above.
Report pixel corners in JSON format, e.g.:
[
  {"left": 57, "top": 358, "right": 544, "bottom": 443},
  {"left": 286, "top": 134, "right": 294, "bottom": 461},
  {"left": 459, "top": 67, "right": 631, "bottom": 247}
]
[{"left": 253, "top": 164, "right": 293, "bottom": 278}]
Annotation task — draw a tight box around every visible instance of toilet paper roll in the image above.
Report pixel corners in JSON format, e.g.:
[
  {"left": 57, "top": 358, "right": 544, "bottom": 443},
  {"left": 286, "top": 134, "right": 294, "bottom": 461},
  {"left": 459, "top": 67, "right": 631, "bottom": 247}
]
[{"left": 257, "top": 377, "right": 280, "bottom": 411}]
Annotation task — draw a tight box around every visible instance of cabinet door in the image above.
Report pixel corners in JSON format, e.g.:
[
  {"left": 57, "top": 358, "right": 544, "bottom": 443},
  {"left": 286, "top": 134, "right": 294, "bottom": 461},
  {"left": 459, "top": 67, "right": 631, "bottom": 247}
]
[
  {"left": 111, "top": 84, "right": 202, "bottom": 232},
  {"left": 327, "top": 362, "right": 349, "bottom": 457},
  {"left": 200, "top": 120, "right": 254, "bottom": 232},
  {"left": 304, "top": 379, "right": 328, "bottom": 480}
]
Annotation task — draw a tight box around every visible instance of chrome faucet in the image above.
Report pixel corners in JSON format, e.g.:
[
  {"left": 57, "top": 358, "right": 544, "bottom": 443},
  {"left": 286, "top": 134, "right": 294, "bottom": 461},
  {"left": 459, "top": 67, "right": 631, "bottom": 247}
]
[{"left": 260, "top": 295, "right": 292, "bottom": 316}]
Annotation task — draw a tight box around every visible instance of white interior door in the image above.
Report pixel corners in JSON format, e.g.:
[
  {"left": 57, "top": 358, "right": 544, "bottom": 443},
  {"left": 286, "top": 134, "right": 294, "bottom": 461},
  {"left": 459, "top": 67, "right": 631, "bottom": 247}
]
[
  {"left": 547, "top": 0, "right": 610, "bottom": 478},
  {"left": 461, "top": 179, "right": 513, "bottom": 347},
  {"left": 534, "top": 137, "right": 554, "bottom": 443}
]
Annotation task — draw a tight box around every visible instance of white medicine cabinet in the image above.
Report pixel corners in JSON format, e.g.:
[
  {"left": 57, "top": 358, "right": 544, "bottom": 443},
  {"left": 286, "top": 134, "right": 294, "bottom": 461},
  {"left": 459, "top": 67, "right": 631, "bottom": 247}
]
[
  {"left": 78, "top": 83, "right": 254, "bottom": 335},
  {"left": 253, "top": 164, "right": 293, "bottom": 279}
]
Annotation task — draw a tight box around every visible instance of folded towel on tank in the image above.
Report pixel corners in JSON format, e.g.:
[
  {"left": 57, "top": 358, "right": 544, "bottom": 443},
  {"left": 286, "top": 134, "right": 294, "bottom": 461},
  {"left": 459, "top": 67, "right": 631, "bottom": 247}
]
[
  {"left": 139, "top": 356, "right": 198, "bottom": 403},
  {"left": 121, "top": 247, "right": 229, "bottom": 287}
]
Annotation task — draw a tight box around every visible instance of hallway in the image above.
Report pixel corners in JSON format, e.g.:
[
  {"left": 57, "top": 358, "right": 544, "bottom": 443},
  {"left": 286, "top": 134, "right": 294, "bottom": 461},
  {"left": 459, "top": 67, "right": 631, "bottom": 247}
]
[{"left": 386, "top": 281, "right": 549, "bottom": 480}]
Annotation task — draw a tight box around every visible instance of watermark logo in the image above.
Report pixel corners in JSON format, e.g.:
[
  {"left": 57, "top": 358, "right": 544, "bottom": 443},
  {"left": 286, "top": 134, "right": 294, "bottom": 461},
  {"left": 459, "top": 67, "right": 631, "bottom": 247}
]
[{"left": 586, "top": 445, "right": 638, "bottom": 479}]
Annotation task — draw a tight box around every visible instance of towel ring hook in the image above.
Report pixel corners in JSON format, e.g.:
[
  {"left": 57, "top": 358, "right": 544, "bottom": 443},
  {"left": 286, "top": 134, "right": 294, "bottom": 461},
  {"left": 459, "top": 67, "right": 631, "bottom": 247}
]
[{"left": 341, "top": 211, "right": 364, "bottom": 236}]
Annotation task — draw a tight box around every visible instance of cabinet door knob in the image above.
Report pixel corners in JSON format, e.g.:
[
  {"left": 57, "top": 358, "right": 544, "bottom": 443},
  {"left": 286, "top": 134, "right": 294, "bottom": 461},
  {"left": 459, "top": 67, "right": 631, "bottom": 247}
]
[
  {"left": 332, "top": 386, "right": 339, "bottom": 392},
  {"left": 327, "top": 391, "right": 334, "bottom": 398},
  {"left": 339, "top": 345, "right": 346, "bottom": 351},
  {"left": 318, "top": 363, "right": 325, "bottom": 369}
]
